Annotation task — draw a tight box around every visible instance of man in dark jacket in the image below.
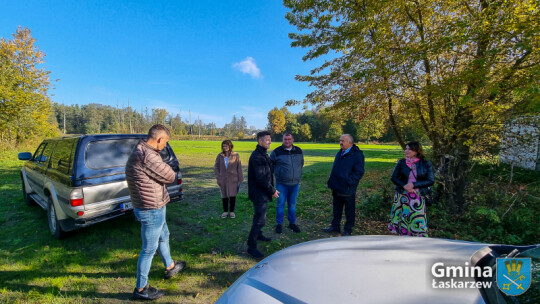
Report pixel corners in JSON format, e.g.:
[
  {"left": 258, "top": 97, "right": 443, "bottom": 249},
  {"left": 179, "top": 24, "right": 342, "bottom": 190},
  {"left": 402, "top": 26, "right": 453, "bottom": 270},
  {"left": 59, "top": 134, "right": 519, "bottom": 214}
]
[
  {"left": 270, "top": 132, "right": 304, "bottom": 234},
  {"left": 324, "top": 134, "right": 365, "bottom": 236},
  {"left": 126, "top": 124, "right": 186, "bottom": 301},
  {"left": 247, "top": 131, "right": 279, "bottom": 258}
]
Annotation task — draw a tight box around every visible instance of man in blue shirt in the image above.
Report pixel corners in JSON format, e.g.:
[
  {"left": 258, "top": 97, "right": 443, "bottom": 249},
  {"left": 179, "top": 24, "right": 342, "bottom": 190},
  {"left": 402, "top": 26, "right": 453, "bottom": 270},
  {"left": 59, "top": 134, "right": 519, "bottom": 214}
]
[{"left": 324, "top": 134, "right": 365, "bottom": 236}]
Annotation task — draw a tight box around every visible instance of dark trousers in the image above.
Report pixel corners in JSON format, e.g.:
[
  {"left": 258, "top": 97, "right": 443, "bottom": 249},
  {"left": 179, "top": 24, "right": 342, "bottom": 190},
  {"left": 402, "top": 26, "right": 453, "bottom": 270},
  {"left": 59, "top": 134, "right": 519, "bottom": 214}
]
[
  {"left": 222, "top": 196, "right": 236, "bottom": 212},
  {"left": 331, "top": 190, "right": 356, "bottom": 233},
  {"left": 247, "top": 200, "right": 267, "bottom": 250}
]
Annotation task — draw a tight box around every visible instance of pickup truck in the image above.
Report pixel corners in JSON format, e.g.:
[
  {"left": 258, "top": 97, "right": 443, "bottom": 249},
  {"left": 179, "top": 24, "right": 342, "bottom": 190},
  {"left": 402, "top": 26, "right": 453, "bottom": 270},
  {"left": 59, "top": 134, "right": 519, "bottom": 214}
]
[{"left": 18, "top": 134, "right": 183, "bottom": 238}]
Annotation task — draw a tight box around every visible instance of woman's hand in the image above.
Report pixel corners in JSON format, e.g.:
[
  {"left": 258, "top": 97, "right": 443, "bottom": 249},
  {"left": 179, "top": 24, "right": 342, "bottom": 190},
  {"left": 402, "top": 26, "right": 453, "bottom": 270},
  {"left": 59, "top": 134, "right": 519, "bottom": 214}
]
[{"left": 404, "top": 183, "right": 415, "bottom": 192}]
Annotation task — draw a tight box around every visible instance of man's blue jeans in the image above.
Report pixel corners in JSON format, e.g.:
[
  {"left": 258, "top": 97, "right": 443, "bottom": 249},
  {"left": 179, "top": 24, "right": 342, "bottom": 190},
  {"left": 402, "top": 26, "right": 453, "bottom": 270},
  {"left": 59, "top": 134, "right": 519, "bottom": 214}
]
[
  {"left": 134, "top": 206, "right": 173, "bottom": 289},
  {"left": 275, "top": 183, "right": 300, "bottom": 225}
]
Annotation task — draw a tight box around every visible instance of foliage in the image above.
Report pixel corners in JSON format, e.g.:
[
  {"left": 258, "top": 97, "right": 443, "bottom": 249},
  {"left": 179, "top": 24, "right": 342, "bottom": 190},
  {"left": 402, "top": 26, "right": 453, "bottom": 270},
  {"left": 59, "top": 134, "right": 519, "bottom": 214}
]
[
  {"left": 0, "top": 27, "right": 57, "bottom": 144},
  {"left": 326, "top": 122, "right": 343, "bottom": 142},
  {"left": 284, "top": 0, "right": 539, "bottom": 212},
  {"left": 222, "top": 115, "right": 248, "bottom": 138},
  {"left": 52, "top": 103, "right": 255, "bottom": 139},
  {"left": 1, "top": 141, "right": 538, "bottom": 302},
  {"left": 267, "top": 107, "right": 286, "bottom": 136},
  {"left": 298, "top": 123, "right": 312, "bottom": 141}
]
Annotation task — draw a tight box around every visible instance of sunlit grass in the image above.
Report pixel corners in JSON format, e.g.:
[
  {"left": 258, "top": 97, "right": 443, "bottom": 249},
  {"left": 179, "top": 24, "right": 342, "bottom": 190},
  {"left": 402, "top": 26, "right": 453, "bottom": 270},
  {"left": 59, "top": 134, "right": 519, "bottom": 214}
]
[{"left": 0, "top": 140, "right": 405, "bottom": 303}]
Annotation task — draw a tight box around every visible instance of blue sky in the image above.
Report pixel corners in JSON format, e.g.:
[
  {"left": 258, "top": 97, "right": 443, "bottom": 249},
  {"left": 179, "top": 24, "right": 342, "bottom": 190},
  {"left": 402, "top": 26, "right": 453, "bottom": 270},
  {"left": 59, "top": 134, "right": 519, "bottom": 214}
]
[{"left": 1, "top": 1, "right": 319, "bottom": 129}]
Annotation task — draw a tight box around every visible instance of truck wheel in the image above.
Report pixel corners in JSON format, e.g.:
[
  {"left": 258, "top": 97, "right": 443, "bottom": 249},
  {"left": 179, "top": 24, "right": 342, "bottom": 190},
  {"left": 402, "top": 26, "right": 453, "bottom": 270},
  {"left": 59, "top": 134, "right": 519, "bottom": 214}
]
[
  {"left": 21, "top": 175, "right": 35, "bottom": 206},
  {"left": 47, "top": 198, "right": 66, "bottom": 239}
]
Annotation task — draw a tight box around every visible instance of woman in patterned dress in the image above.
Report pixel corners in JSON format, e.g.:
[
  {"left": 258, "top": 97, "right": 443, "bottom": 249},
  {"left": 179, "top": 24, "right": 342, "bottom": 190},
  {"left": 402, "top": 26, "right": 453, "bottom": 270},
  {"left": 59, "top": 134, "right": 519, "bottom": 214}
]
[{"left": 389, "top": 141, "right": 434, "bottom": 237}]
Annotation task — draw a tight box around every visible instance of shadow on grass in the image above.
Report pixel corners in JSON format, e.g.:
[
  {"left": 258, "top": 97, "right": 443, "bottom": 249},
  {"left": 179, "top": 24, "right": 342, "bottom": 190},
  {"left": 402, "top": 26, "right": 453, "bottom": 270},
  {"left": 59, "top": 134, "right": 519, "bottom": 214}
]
[{"left": 0, "top": 145, "right": 405, "bottom": 303}]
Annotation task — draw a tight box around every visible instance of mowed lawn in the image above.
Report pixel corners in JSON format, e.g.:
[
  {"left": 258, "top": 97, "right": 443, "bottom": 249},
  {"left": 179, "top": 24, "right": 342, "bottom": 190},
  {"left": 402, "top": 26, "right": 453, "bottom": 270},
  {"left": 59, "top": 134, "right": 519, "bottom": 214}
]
[{"left": 0, "top": 141, "right": 403, "bottom": 303}]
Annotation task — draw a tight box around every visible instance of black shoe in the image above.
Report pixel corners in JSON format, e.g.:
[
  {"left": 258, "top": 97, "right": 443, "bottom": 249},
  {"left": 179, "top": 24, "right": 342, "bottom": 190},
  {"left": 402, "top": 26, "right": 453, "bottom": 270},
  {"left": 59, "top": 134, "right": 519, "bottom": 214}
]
[
  {"left": 132, "top": 285, "right": 164, "bottom": 301},
  {"left": 164, "top": 260, "right": 186, "bottom": 279},
  {"left": 289, "top": 223, "right": 301, "bottom": 233},
  {"left": 342, "top": 231, "right": 352, "bottom": 236},
  {"left": 275, "top": 224, "right": 282, "bottom": 234},
  {"left": 323, "top": 226, "right": 340, "bottom": 233},
  {"left": 257, "top": 234, "right": 272, "bottom": 242},
  {"left": 247, "top": 248, "right": 264, "bottom": 258}
]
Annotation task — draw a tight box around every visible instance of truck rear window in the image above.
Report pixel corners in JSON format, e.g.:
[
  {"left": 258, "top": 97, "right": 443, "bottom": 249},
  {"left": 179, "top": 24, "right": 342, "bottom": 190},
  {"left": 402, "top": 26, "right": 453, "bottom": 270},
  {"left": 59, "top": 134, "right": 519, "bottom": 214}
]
[{"left": 85, "top": 139, "right": 171, "bottom": 169}]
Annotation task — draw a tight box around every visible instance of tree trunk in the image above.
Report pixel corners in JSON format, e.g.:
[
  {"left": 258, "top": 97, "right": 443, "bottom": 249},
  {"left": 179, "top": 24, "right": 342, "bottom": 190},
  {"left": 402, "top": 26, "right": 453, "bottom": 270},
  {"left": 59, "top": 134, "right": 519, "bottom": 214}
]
[
  {"left": 387, "top": 94, "right": 406, "bottom": 149},
  {"left": 433, "top": 140, "right": 470, "bottom": 214}
]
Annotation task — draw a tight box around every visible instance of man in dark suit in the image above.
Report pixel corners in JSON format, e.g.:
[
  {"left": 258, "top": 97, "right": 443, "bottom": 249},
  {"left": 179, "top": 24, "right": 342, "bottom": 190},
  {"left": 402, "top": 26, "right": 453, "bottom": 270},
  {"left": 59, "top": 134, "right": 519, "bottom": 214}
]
[
  {"left": 324, "top": 134, "right": 365, "bottom": 236},
  {"left": 247, "top": 131, "right": 280, "bottom": 258}
]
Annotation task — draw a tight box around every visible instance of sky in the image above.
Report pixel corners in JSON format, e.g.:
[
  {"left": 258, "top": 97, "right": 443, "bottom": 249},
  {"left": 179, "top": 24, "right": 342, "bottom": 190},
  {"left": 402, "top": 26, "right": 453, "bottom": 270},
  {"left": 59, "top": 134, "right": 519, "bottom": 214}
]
[{"left": 0, "top": 1, "right": 321, "bottom": 129}]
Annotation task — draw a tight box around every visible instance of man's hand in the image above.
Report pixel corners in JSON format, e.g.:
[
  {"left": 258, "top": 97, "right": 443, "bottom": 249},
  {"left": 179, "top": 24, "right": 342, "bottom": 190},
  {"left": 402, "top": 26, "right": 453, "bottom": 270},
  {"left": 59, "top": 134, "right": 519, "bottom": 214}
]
[
  {"left": 404, "top": 183, "right": 415, "bottom": 192},
  {"left": 273, "top": 190, "right": 280, "bottom": 198}
]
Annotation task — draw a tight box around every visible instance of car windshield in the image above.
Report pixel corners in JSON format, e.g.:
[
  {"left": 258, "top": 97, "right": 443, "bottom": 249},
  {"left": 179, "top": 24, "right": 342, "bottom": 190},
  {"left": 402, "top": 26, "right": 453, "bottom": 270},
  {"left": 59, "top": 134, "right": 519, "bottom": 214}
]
[{"left": 85, "top": 139, "right": 171, "bottom": 169}]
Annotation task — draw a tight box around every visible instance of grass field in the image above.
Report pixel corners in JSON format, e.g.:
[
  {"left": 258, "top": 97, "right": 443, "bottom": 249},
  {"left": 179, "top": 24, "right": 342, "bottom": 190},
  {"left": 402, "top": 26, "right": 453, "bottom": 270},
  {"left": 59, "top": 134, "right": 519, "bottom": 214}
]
[
  {"left": 0, "top": 141, "right": 403, "bottom": 303},
  {"left": 1, "top": 140, "right": 537, "bottom": 303}
]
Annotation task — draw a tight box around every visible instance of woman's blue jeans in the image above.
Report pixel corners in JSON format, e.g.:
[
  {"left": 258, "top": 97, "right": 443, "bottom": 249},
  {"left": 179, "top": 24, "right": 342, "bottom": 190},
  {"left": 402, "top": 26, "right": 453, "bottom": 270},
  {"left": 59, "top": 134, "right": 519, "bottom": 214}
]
[
  {"left": 275, "top": 183, "right": 300, "bottom": 225},
  {"left": 134, "top": 206, "right": 173, "bottom": 289}
]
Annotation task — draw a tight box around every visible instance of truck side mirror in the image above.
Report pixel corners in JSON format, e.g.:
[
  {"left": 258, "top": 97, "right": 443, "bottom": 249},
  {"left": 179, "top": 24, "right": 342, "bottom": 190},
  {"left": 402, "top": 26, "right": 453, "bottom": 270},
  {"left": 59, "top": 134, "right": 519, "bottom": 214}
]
[{"left": 18, "top": 152, "right": 32, "bottom": 160}]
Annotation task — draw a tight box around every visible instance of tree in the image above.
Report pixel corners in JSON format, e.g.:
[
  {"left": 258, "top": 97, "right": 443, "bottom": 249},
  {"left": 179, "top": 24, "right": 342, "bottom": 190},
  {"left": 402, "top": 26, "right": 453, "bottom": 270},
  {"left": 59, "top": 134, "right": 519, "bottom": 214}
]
[
  {"left": 326, "top": 122, "right": 343, "bottom": 142},
  {"left": 298, "top": 123, "right": 312, "bottom": 141},
  {"left": 0, "top": 27, "right": 57, "bottom": 143},
  {"left": 268, "top": 107, "right": 286, "bottom": 136},
  {"left": 285, "top": 0, "right": 539, "bottom": 212},
  {"left": 152, "top": 108, "right": 168, "bottom": 125}
]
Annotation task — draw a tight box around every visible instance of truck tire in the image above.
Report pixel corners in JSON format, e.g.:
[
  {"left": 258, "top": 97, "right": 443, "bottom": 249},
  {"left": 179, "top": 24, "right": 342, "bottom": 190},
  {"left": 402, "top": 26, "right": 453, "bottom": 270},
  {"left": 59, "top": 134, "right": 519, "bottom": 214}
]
[
  {"left": 47, "top": 198, "right": 66, "bottom": 239},
  {"left": 21, "top": 174, "right": 35, "bottom": 206}
]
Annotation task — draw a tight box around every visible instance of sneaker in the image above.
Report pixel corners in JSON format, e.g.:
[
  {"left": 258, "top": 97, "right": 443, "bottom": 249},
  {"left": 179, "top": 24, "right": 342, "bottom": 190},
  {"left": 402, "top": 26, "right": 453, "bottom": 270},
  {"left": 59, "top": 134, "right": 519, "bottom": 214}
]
[
  {"left": 257, "top": 234, "right": 271, "bottom": 242},
  {"left": 342, "top": 230, "right": 352, "bottom": 236},
  {"left": 164, "top": 260, "right": 186, "bottom": 279},
  {"left": 275, "top": 224, "right": 282, "bottom": 234},
  {"left": 289, "top": 223, "right": 301, "bottom": 233},
  {"left": 230, "top": 212, "right": 236, "bottom": 219},
  {"left": 247, "top": 248, "right": 264, "bottom": 258},
  {"left": 132, "top": 285, "right": 164, "bottom": 301},
  {"left": 221, "top": 212, "right": 228, "bottom": 218}
]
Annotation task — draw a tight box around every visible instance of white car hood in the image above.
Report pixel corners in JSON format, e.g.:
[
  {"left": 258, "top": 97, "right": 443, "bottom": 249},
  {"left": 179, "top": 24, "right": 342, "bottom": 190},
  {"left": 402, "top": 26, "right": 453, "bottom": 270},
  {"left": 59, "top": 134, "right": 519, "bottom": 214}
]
[{"left": 217, "top": 235, "right": 488, "bottom": 304}]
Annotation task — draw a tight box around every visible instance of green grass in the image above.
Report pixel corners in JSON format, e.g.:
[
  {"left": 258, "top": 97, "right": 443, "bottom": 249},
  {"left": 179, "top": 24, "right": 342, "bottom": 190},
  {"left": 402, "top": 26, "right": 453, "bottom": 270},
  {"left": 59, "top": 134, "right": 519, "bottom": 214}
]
[{"left": 0, "top": 140, "right": 537, "bottom": 303}]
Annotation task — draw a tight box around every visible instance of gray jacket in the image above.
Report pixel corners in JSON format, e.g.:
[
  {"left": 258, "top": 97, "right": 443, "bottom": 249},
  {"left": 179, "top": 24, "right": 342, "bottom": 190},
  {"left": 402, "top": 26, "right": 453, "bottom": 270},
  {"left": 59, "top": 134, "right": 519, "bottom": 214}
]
[{"left": 270, "top": 145, "right": 304, "bottom": 186}]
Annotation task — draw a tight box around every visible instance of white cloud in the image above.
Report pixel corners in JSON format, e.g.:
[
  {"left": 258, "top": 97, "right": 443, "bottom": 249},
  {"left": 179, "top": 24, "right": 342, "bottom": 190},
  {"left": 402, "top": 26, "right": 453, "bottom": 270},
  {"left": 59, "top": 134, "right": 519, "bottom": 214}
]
[{"left": 232, "top": 57, "right": 262, "bottom": 78}]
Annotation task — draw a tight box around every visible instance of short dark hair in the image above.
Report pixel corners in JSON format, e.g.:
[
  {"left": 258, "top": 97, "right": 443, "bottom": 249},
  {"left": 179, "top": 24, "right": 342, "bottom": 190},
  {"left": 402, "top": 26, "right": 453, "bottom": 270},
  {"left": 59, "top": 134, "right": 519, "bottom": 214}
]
[
  {"left": 148, "top": 124, "right": 171, "bottom": 139},
  {"left": 406, "top": 141, "right": 426, "bottom": 159},
  {"left": 257, "top": 131, "right": 271, "bottom": 141},
  {"left": 221, "top": 139, "right": 233, "bottom": 153},
  {"left": 283, "top": 131, "right": 293, "bottom": 138}
]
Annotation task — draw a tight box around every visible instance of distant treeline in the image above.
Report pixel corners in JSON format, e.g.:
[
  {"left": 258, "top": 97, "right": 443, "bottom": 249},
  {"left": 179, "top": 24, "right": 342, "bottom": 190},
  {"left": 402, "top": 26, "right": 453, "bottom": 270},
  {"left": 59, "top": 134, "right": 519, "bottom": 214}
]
[
  {"left": 51, "top": 102, "right": 423, "bottom": 144},
  {"left": 52, "top": 103, "right": 254, "bottom": 139},
  {"left": 266, "top": 106, "right": 425, "bottom": 143}
]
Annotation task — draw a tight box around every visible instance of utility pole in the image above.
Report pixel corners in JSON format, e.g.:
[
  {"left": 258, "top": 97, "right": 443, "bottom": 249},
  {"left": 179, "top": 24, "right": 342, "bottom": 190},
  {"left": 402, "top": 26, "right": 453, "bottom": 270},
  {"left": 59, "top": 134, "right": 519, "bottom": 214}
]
[{"left": 128, "top": 99, "right": 132, "bottom": 134}]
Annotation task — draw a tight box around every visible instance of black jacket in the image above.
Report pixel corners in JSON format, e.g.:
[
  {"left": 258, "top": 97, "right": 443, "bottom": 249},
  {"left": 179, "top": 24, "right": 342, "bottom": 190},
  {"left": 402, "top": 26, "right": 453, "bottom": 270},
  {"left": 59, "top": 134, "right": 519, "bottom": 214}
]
[
  {"left": 391, "top": 158, "right": 434, "bottom": 195},
  {"left": 248, "top": 144, "right": 276, "bottom": 203},
  {"left": 327, "top": 145, "right": 365, "bottom": 196}
]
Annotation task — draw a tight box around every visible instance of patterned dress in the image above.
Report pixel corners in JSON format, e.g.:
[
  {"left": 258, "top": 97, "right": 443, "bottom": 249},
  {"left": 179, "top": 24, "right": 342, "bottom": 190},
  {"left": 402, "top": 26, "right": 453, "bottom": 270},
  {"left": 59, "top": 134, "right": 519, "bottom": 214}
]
[
  {"left": 388, "top": 158, "right": 429, "bottom": 237},
  {"left": 388, "top": 190, "right": 428, "bottom": 237}
]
